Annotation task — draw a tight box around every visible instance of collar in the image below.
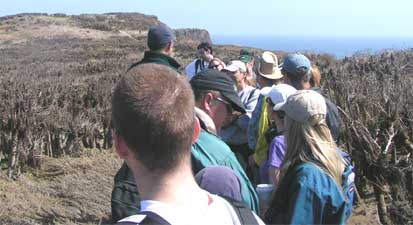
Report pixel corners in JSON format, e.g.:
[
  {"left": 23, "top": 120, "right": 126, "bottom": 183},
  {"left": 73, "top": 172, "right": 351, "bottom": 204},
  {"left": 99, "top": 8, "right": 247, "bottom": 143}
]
[
  {"left": 143, "top": 51, "right": 181, "bottom": 69},
  {"left": 195, "top": 107, "right": 217, "bottom": 135}
]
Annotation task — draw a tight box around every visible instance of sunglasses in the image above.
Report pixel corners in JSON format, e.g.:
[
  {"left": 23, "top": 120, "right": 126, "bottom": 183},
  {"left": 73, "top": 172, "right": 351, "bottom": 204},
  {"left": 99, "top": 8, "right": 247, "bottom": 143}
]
[{"left": 214, "top": 96, "right": 233, "bottom": 114}]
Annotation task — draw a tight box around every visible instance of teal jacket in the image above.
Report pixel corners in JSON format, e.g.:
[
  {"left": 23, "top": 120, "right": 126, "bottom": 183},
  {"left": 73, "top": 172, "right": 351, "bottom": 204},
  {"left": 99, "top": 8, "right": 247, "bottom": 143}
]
[
  {"left": 127, "top": 51, "right": 181, "bottom": 72},
  {"left": 192, "top": 130, "right": 260, "bottom": 214},
  {"left": 265, "top": 162, "right": 348, "bottom": 225}
]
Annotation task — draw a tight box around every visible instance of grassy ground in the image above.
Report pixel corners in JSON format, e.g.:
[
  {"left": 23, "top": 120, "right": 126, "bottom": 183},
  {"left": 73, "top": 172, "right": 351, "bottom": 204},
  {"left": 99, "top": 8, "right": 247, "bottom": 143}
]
[
  {"left": 0, "top": 149, "right": 379, "bottom": 225},
  {"left": 0, "top": 149, "right": 122, "bottom": 225}
]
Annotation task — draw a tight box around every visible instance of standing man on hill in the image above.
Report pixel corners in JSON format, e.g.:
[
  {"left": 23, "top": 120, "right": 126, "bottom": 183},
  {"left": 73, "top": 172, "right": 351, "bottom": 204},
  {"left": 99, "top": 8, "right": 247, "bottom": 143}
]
[
  {"left": 185, "top": 42, "right": 214, "bottom": 79},
  {"left": 127, "top": 24, "right": 180, "bottom": 72},
  {"left": 112, "top": 64, "right": 264, "bottom": 224}
]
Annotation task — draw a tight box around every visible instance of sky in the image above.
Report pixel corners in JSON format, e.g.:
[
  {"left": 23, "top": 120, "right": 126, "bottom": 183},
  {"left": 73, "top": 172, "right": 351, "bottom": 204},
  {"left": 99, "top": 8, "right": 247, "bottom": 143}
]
[{"left": 1, "top": 0, "right": 413, "bottom": 38}]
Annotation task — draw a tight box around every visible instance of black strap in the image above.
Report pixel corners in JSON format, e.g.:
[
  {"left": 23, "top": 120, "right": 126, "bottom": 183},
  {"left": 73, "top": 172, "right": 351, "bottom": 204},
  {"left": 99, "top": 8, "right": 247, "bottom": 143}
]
[
  {"left": 221, "top": 196, "right": 259, "bottom": 225},
  {"left": 140, "top": 211, "right": 171, "bottom": 225},
  {"left": 195, "top": 59, "right": 205, "bottom": 74},
  {"left": 247, "top": 88, "right": 257, "bottom": 102}
]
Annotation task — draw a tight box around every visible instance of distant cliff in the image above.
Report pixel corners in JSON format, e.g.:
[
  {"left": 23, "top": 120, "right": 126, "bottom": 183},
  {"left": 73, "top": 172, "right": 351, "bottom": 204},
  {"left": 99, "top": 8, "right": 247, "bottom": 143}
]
[
  {"left": 0, "top": 12, "right": 211, "bottom": 45},
  {"left": 174, "top": 28, "right": 211, "bottom": 44}
]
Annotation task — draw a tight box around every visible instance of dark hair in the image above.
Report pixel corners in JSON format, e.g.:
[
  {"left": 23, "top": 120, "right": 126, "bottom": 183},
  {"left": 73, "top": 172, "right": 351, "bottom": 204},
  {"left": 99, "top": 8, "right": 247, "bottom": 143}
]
[
  {"left": 197, "top": 42, "right": 213, "bottom": 54},
  {"left": 282, "top": 67, "right": 311, "bottom": 88},
  {"left": 112, "top": 64, "right": 195, "bottom": 173},
  {"left": 275, "top": 110, "right": 286, "bottom": 120}
]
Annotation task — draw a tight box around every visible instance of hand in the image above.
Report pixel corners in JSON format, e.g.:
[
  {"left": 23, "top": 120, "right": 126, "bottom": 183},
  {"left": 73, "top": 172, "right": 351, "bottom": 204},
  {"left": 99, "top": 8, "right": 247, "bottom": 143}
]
[{"left": 248, "top": 154, "right": 257, "bottom": 167}]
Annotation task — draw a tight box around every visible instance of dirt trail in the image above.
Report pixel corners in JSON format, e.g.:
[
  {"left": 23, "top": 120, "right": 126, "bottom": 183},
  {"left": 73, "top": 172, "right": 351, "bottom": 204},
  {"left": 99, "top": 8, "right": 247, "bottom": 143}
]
[{"left": 0, "top": 149, "right": 379, "bottom": 225}]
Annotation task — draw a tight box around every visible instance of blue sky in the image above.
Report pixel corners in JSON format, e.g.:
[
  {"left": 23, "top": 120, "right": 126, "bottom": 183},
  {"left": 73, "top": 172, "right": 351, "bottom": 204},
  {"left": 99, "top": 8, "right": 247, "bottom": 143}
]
[{"left": 1, "top": 0, "right": 413, "bottom": 38}]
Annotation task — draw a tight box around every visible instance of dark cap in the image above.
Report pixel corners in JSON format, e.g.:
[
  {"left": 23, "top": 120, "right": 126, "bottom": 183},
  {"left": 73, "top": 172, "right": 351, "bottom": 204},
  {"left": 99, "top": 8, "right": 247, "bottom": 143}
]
[
  {"left": 190, "top": 69, "right": 246, "bottom": 113},
  {"left": 195, "top": 166, "right": 242, "bottom": 202},
  {"left": 239, "top": 49, "right": 254, "bottom": 63},
  {"left": 147, "top": 24, "right": 175, "bottom": 50}
]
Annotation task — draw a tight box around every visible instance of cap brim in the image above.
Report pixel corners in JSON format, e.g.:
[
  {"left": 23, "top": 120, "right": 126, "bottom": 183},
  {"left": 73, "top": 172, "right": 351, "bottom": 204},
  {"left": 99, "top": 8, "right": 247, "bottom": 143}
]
[
  {"left": 259, "top": 86, "right": 273, "bottom": 97},
  {"left": 221, "top": 91, "right": 246, "bottom": 114},
  {"left": 222, "top": 65, "right": 238, "bottom": 72},
  {"left": 273, "top": 102, "right": 286, "bottom": 111}
]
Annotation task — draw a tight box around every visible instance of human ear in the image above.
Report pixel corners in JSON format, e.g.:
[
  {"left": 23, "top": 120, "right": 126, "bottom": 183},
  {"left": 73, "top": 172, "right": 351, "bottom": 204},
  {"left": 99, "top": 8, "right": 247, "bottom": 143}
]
[
  {"left": 192, "top": 117, "right": 201, "bottom": 144},
  {"left": 113, "top": 132, "right": 129, "bottom": 159}
]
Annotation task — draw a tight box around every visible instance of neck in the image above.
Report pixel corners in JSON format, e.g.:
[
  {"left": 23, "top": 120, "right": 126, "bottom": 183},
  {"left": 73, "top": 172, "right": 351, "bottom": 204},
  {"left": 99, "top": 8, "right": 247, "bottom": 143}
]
[{"left": 133, "top": 163, "right": 206, "bottom": 205}]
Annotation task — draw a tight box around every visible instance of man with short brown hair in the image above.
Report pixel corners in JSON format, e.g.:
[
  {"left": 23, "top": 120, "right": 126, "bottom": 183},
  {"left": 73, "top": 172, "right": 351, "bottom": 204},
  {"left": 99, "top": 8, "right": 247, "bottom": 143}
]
[{"left": 112, "top": 64, "right": 264, "bottom": 224}]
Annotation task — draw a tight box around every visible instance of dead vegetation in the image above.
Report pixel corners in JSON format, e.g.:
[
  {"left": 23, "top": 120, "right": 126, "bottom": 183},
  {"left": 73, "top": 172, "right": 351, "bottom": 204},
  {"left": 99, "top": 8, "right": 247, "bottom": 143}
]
[{"left": 0, "top": 13, "right": 412, "bottom": 225}]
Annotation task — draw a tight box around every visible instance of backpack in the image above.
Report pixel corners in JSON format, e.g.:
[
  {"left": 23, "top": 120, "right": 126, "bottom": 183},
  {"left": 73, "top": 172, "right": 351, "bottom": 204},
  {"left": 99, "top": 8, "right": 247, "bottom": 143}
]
[
  {"left": 111, "top": 163, "right": 141, "bottom": 223},
  {"left": 194, "top": 59, "right": 205, "bottom": 74},
  {"left": 338, "top": 149, "right": 356, "bottom": 219},
  {"left": 114, "top": 196, "right": 260, "bottom": 225}
]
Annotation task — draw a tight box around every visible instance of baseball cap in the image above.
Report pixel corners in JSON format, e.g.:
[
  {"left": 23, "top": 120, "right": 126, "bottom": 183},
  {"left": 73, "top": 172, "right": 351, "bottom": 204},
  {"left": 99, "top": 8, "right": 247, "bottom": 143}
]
[
  {"left": 239, "top": 49, "right": 254, "bottom": 63},
  {"left": 281, "top": 53, "right": 312, "bottom": 77},
  {"left": 260, "top": 84, "right": 297, "bottom": 111},
  {"left": 279, "top": 90, "right": 327, "bottom": 124},
  {"left": 190, "top": 69, "right": 246, "bottom": 113},
  {"left": 239, "top": 55, "right": 253, "bottom": 63},
  {"left": 195, "top": 166, "right": 242, "bottom": 202},
  {"left": 222, "top": 60, "right": 247, "bottom": 73},
  {"left": 147, "top": 24, "right": 175, "bottom": 50}
]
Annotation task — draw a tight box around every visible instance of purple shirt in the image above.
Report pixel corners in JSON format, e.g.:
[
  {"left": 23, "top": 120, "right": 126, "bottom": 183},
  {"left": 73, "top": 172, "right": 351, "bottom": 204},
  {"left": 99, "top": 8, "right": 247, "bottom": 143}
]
[{"left": 259, "top": 135, "right": 286, "bottom": 184}]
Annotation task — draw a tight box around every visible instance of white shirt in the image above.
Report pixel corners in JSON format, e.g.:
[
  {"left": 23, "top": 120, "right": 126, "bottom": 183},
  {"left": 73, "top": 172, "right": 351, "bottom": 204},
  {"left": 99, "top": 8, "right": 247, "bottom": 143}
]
[
  {"left": 185, "top": 59, "right": 209, "bottom": 80},
  {"left": 119, "top": 191, "right": 265, "bottom": 225}
]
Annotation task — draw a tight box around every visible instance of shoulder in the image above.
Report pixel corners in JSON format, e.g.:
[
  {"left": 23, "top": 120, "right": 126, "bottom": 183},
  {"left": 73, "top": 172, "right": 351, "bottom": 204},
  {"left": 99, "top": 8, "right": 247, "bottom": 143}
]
[
  {"left": 116, "top": 214, "right": 147, "bottom": 225},
  {"left": 212, "top": 195, "right": 266, "bottom": 225},
  {"left": 185, "top": 59, "right": 197, "bottom": 68},
  {"left": 293, "top": 163, "right": 342, "bottom": 195},
  {"left": 197, "top": 130, "right": 232, "bottom": 150}
]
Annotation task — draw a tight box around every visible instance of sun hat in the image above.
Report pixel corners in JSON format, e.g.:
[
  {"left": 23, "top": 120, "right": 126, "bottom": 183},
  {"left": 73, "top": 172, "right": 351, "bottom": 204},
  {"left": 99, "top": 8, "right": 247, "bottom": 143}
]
[{"left": 257, "top": 51, "right": 283, "bottom": 80}]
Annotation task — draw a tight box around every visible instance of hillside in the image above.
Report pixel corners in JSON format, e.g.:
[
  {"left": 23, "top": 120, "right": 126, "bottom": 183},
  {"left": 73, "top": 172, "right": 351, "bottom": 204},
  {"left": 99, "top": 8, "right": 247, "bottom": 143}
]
[{"left": 0, "top": 12, "right": 412, "bottom": 225}]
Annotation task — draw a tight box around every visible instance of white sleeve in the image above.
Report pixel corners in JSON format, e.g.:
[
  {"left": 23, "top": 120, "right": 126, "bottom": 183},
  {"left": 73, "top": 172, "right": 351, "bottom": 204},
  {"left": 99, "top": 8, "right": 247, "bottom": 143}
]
[
  {"left": 253, "top": 212, "right": 266, "bottom": 225},
  {"left": 185, "top": 60, "right": 196, "bottom": 79}
]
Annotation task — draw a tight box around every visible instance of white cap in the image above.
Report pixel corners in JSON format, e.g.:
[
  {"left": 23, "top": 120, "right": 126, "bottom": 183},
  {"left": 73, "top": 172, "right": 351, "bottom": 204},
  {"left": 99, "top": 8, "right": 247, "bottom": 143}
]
[
  {"left": 280, "top": 90, "right": 327, "bottom": 124},
  {"left": 223, "top": 60, "right": 247, "bottom": 73},
  {"left": 260, "top": 84, "right": 297, "bottom": 111}
]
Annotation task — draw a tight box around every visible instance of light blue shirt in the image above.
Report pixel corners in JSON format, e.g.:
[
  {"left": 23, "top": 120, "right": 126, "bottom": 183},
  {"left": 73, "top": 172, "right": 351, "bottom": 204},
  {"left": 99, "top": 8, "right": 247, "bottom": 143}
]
[{"left": 220, "top": 85, "right": 260, "bottom": 145}]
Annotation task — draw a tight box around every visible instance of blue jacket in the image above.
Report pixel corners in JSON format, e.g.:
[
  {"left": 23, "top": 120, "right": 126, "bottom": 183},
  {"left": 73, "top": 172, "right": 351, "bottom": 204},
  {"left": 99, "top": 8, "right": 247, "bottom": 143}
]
[{"left": 265, "top": 162, "right": 348, "bottom": 225}]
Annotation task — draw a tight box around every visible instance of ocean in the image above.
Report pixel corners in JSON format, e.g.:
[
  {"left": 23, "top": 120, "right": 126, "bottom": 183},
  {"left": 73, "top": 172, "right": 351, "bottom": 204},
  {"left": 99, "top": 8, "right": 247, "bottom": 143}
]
[{"left": 212, "top": 35, "right": 413, "bottom": 58}]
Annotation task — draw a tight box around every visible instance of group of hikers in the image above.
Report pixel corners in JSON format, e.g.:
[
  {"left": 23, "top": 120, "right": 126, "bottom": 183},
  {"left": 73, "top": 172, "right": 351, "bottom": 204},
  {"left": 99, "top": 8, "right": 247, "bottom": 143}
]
[{"left": 110, "top": 24, "right": 355, "bottom": 225}]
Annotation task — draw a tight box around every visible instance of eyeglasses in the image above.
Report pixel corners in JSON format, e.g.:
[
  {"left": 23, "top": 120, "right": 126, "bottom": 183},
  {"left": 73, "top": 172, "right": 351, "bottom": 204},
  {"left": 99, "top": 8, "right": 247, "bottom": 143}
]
[{"left": 214, "top": 96, "right": 233, "bottom": 114}]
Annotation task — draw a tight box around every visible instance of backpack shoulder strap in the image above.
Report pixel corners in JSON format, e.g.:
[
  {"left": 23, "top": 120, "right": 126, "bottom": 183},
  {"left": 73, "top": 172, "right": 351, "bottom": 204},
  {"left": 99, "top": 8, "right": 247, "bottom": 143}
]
[
  {"left": 221, "top": 196, "right": 259, "bottom": 225},
  {"left": 195, "top": 59, "right": 201, "bottom": 74},
  {"left": 247, "top": 88, "right": 258, "bottom": 102}
]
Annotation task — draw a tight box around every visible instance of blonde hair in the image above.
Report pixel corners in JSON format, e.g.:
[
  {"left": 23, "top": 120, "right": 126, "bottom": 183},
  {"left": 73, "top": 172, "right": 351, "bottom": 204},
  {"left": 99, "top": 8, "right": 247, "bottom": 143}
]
[{"left": 280, "top": 115, "right": 345, "bottom": 186}]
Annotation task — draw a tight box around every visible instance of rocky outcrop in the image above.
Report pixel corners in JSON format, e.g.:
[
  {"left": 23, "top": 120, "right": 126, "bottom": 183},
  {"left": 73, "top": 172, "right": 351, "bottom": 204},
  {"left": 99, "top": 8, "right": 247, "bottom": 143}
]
[{"left": 174, "top": 28, "right": 211, "bottom": 44}]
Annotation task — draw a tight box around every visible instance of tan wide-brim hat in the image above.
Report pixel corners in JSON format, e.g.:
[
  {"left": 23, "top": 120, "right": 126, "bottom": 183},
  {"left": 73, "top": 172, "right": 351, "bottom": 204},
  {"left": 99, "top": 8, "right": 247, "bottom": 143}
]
[{"left": 257, "top": 51, "right": 283, "bottom": 80}]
